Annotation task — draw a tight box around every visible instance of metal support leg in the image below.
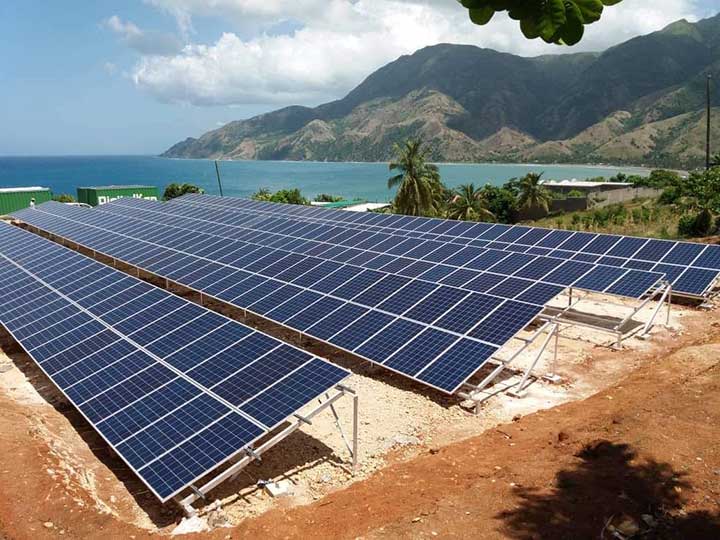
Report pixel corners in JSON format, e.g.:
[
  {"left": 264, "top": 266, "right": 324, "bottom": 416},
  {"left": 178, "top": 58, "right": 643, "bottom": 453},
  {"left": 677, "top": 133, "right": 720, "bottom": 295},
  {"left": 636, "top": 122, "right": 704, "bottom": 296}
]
[
  {"left": 352, "top": 394, "right": 359, "bottom": 473},
  {"left": 568, "top": 287, "right": 573, "bottom": 307},
  {"left": 641, "top": 282, "right": 672, "bottom": 337},
  {"left": 542, "top": 324, "right": 562, "bottom": 383},
  {"left": 510, "top": 323, "right": 558, "bottom": 397}
]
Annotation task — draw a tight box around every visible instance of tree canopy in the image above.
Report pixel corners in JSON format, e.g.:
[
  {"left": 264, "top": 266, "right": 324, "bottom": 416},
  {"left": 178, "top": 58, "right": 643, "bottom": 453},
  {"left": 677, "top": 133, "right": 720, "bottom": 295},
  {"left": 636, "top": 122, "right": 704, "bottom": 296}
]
[
  {"left": 251, "top": 188, "right": 310, "bottom": 205},
  {"left": 447, "top": 183, "right": 495, "bottom": 221},
  {"left": 163, "top": 183, "right": 204, "bottom": 201},
  {"left": 517, "top": 172, "right": 553, "bottom": 212},
  {"left": 459, "top": 0, "right": 623, "bottom": 46},
  {"left": 388, "top": 140, "right": 444, "bottom": 216}
]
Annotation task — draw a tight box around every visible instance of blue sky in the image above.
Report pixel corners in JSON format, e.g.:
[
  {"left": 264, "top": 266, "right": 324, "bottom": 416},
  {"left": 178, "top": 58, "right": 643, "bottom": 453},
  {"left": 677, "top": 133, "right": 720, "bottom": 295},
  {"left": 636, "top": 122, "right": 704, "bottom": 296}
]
[{"left": 1, "top": 1, "right": 717, "bottom": 156}]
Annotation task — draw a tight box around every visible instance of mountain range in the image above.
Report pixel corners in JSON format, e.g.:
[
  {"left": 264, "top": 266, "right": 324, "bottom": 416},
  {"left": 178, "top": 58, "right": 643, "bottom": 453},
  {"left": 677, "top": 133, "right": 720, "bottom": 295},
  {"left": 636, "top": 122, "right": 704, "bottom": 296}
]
[{"left": 163, "top": 13, "right": 720, "bottom": 169}]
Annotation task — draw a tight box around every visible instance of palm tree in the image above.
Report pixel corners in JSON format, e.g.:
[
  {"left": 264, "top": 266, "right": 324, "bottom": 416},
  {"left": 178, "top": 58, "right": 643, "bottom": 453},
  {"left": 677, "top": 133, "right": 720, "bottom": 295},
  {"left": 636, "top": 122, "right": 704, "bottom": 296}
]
[
  {"left": 517, "top": 172, "right": 553, "bottom": 212},
  {"left": 447, "top": 183, "right": 495, "bottom": 221},
  {"left": 388, "top": 139, "right": 442, "bottom": 216}
]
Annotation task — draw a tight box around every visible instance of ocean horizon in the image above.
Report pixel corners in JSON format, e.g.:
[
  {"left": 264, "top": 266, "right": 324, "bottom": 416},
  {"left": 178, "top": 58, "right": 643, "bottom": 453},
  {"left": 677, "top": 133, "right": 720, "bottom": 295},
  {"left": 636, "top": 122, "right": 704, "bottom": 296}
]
[{"left": 0, "top": 155, "right": 653, "bottom": 202}]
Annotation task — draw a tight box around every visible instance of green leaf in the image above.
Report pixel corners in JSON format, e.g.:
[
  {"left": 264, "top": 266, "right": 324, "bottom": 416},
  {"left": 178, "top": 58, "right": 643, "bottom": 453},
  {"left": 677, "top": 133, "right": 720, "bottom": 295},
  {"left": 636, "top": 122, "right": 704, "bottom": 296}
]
[
  {"left": 520, "top": 17, "right": 540, "bottom": 39},
  {"left": 536, "top": 0, "right": 567, "bottom": 41},
  {"left": 469, "top": 6, "right": 495, "bottom": 25},
  {"left": 559, "top": 1, "right": 585, "bottom": 45},
  {"left": 574, "top": 0, "right": 604, "bottom": 23},
  {"left": 460, "top": 0, "right": 487, "bottom": 8}
]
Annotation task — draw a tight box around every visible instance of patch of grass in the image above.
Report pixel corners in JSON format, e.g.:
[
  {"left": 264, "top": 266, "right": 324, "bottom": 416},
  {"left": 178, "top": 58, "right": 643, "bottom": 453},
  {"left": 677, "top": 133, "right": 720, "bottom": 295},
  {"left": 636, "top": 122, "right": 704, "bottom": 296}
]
[{"left": 527, "top": 199, "right": 681, "bottom": 239}]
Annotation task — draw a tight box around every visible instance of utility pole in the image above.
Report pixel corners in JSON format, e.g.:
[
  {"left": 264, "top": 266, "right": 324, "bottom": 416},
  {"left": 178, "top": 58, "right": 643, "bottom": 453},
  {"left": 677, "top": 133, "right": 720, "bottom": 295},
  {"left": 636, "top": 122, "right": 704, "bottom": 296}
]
[
  {"left": 707, "top": 74, "right": 712, "bottom": 170},
  {"left": 214, "top": 160, "right": 224, "bottom": 197}
]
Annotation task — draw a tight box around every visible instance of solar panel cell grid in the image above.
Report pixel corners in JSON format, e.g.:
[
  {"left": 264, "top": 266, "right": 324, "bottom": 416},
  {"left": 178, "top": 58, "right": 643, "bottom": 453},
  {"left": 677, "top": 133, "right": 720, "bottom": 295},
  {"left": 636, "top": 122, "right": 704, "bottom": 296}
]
[
  {"left": 417, "top": 339, "right": 497, "bottom": 391},
  {"left": 0, "top": 222, "right": 349, "bottom": 502}
]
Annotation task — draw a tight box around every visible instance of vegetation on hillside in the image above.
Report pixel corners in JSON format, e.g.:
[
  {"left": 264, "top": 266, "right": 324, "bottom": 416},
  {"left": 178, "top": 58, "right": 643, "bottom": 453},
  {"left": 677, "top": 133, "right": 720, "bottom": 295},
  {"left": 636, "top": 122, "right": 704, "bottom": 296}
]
[
  {"left": 163, "top": 183, "right": 204, "bottom": 201},
  {"left": 162, "top": 14, "right": 719, "bottom": 170},
  {"left": 530, "top": 168, "right": 720, "bottom": 239}
]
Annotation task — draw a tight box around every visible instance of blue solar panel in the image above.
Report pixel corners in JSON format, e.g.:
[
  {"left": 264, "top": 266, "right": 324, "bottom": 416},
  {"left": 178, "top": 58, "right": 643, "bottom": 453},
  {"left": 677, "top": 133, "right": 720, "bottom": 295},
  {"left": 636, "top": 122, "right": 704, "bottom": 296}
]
[
  {"left": 573, "top": 266, "right": 627, "bottom": 292},
  {"left": 0, "top": 222, "right": 348, "bottom": 503},
  {"left": 434, "top": 293, "right": 503, "bottom": 334},
  {"left": 329, "top": 311, "right": 395, "bottom": 351},
  {"left": 284, "top": 296, "right": 345, "bottom": 331},
  {"left": 660, "top": 242, "right": 704, "bottom": 266},
  {"left": 417, "top": 339, "right": 498, "bottom": 393},
  {"left": 487, "top": 277, "right": 534, "bottom": 299},
  {"left": 544, "top": 261, "right": 593, "bottom": 286},
  {"left": 376, "top": 280, "right": 437, "bottom": 315},
  {"left": 355, "top": 319, "right": 424, "bottom": 362},
  {"left": 692, "top": 245, "right": 720, "bottom": 270},
  {"left": 463, "top": 272, "right": 506, "bottom": 293},
  {"left": 516, "top": 283, "right": 564, "bottom": 305},
  {"left": 672, "top": 267, "right": 718, "bottom": 296},
  {"left": 384, "top": 329, "right": 458, "bottom": 375},
  {"left": 352, "top": 274, "right": 411, "bottom": 307},
  {"left": 404, "top": 287, "right": 468, "bottom": 324},
  {"left": 306, "top": 303, "right": 369, "bottom": 341},
  {"left": 606, "top": 270, "right": 662, "bottom": 297},
  {"left": 488, "top": 253, "right": 536, "bottom": 275},
  {"left": 469, "top": 301, "right": 542, "bottom": 344}
]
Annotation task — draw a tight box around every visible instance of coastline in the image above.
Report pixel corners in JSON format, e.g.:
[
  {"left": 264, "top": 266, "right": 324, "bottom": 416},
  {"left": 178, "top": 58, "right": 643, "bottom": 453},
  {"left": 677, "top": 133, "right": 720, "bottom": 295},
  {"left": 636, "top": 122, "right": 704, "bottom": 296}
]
[{"left": 160, "top": 155, "right": 664, "bottom": 174}]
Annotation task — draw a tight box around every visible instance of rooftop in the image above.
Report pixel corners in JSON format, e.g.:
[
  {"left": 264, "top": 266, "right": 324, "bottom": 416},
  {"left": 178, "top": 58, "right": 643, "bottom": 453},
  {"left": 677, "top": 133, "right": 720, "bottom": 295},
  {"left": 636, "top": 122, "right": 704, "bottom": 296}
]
[
  {"left": 78, "top": 185, "right": 156, "bottom": 190},
  {"left": 0, "top": 186, "right": 50, "bottom": 193},
  {"left": 541, "top": 180, "right": 631, "bottom": 188}
]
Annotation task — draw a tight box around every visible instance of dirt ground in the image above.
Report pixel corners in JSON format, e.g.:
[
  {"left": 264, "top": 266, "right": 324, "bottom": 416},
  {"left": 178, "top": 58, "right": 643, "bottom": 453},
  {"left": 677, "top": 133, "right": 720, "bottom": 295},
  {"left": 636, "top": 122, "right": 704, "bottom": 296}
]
[{"left": 0, "top": 294, "right": 718, "bottom": 539}]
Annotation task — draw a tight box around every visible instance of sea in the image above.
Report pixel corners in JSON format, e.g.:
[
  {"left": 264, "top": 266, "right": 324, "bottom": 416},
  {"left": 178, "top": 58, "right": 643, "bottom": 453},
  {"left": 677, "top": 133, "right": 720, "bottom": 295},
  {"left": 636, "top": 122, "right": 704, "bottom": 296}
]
[{"left": 0, "top": 156, "right": 652, "bottom": 202}]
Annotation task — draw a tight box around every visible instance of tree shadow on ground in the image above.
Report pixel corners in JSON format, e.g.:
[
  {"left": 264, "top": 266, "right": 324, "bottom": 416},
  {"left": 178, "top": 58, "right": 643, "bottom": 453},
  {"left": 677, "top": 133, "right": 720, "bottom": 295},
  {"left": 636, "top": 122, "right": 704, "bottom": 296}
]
[{"left": 497, "top": 440, "right": 720, "bottom": 539}]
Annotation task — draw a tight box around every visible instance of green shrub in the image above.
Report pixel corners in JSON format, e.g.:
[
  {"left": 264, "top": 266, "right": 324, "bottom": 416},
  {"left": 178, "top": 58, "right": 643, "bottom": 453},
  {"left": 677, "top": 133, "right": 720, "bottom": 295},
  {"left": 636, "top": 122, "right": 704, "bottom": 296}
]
[
  {"left": 678, "top": 209, "right": 714, "bottom": 237},
  {"left": 314, "top": 194, "right": 344, "bottom": 202},
  {"left": 567, "top": 189, "right": 584, "bottom": 198},
  {"left": 163, "top": 183, "right": 204, "bottom": 201},
  {"left": 658, "top": 186, "right": 681, "bottom": 205}
]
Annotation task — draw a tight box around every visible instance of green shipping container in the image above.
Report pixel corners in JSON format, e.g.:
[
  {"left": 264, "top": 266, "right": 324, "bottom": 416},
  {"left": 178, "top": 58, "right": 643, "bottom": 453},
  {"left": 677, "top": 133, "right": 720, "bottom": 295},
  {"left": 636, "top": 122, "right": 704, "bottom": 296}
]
[
  {"left": 77, "top": 185, "right": 159, "bottom": 207},
  {"left": 0, "top": 187, "right": 52, "bottom": 215}
]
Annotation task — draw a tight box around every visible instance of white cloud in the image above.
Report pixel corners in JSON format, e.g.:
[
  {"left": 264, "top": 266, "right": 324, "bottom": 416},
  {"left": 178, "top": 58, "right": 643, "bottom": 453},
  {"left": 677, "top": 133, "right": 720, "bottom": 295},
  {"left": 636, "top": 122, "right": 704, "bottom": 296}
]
[
  {"left": 128, "top": 0, "right": 705, "bottom": 106},
  {"left": 104, "top": 15, "right": 183, "bottom": 56}
]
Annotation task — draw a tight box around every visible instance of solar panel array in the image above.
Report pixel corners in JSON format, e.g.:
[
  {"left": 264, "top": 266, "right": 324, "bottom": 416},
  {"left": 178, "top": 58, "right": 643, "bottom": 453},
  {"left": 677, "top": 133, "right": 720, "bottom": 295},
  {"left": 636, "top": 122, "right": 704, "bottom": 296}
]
[
  {"left": 13, "top": 200, "right": 663, "bottom": 395},
  {"left": 0, "top": 221, "right": 348, "bottom": 502},
  {"left": 172, "top": 194, "right": 720, "bottom": 298},
  {"left": 106, "top": 198, "right": 664, "bottom": 300},
  {"left": 13, "top": 203, "right": 537, "bottom": 394}
]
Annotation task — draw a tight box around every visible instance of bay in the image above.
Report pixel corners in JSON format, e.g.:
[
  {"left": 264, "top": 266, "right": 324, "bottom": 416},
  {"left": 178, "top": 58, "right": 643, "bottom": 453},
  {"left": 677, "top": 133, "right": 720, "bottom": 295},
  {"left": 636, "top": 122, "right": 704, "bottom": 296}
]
[{"left": 0, "top": 156, "right": 650, "bottom": 202}]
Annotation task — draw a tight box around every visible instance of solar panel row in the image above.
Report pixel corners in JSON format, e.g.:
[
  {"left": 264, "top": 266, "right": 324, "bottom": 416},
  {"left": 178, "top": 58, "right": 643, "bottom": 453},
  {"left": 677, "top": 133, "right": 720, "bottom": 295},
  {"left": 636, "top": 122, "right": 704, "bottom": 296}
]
[
  {"left": 0, "top": 221, "right": 348, "bottom": 502},
  {"left": 102, "top": 196, "right": 664, "bottom": 301},
  {"left": 13, "top": 202, "right": 537, "bottom": 394},
  {"left": 172, "top": 194, "right": 720, "bottom": 297}
]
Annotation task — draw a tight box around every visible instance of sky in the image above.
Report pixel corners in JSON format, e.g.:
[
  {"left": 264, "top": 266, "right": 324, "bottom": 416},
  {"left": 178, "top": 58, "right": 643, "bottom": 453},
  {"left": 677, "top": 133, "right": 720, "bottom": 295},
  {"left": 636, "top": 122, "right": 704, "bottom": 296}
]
[{"left": 1, "top": 0, "right": 717, "bottom": 156}]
